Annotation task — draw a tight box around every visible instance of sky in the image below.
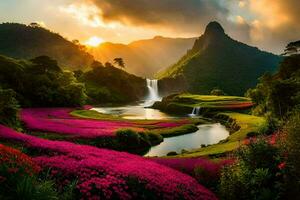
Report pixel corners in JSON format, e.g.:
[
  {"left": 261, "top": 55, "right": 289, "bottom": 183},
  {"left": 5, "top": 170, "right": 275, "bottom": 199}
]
[{"left": 0, "top": 0, "right": 299, "bottom": 54}]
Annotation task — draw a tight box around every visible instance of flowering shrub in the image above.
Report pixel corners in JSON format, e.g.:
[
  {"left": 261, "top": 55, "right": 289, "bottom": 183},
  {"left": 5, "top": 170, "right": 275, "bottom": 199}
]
[
  {"left": 0, "top": 144, "right": 59, "bottom": 200},
  {"left": 0, "top": 144, "right": 40, "bottom": 176},
  {"left": 152, "top": 158, "right": 234, "bottom": 190},
  {"left": 220, "top": 137, "right": 286, "bottom": 200},
  {"left": 0, "top": 125, "right": 217, "bottom": 200}
]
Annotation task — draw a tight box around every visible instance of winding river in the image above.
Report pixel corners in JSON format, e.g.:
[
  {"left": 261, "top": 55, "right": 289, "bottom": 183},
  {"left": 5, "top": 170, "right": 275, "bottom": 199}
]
[
  {"left": 92, "top": 79, "right": 229, "bottom": 157},
  {"left": 145, "top": 123, "right": 229, "bottom": 157}
]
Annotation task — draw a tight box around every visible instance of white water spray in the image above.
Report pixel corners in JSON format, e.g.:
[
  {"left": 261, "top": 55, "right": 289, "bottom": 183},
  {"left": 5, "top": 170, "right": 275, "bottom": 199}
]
[
  {"left": 145, "top": 79, "right": 160, "bottom": 106},
  {"left": 147, "top": 79, "right": 159, "bottom": 100},
  {"left": 189, "top": 107, "right": 201, "bottom": 117}
]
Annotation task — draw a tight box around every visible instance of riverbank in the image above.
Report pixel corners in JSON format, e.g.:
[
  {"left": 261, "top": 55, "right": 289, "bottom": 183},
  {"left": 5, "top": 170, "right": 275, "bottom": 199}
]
[
  {"left": 152, "top": 93, "right": 253, "bottom": 114},
  {"left": 149, "top": 93, "right": 266, "bottom": 157},
  {"left": 171, "top": 112, "right": 266, "bottom": 158}
]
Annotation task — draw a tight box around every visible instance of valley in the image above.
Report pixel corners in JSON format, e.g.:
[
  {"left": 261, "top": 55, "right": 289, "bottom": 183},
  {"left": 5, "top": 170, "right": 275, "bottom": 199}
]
[{"left": 0, "top": 6, "right": 299, "bottom": 198}]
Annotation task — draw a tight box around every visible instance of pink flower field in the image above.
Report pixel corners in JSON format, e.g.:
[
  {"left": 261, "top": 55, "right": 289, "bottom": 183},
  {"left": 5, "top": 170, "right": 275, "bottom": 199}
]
[
  {"left": 0, "top": 125, "right": 217, "bottom": 200},
  {"left": 152, "top": 158, "right": 234, "bottom": 178},
  {"left": 20, "top": 108, "right": 189, "bottom": 139}
]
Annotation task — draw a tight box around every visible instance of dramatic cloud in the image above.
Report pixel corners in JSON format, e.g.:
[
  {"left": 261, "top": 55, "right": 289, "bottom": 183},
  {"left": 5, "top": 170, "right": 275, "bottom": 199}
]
[
  {"left": 89, "top": 0, "right": 229, "bottom": 33},
  {"left": 247, "top": 0, "right": 300, "bottom": 52},
  {"left": 1, "top": 0, "right": 299, "bottom": 53}
]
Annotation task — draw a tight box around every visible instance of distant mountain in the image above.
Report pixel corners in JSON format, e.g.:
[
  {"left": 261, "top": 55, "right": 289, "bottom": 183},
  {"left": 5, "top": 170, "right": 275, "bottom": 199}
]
[
  {"left": 0, "top": 23, "right": 94, "bottom": 70},
  {"left": 89, "top": 36, "right": 196, "bottom": 77},
  {"left": 157, "top": 21, "right": 281, "bottom": 96}
]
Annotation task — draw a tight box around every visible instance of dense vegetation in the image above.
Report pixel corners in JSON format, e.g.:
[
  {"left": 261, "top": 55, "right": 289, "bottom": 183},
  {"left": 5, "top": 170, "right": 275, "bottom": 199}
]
[
  {"left": 76, "top": 61, "right": 146, "bottom": 103},
  {"left": 246, "top": 53, "right": 300, "bottom": 125},
  {"left": 157, "top": 22, "right": 281, "bottom": 96},
  {"left": 0, "top": 55, "right": 86, "bottom": 107},
  {"left": 218, "top": 42, "right": 300, "bottom": 199},
  {"left": 0, "top": 55, "right": 147, "bottom": 108},
  {"left": 0, "top": 88, "right": 19, "bottom": 128},
  {"left": 0, "top": 23, "right": 93, "bottom": 69}
]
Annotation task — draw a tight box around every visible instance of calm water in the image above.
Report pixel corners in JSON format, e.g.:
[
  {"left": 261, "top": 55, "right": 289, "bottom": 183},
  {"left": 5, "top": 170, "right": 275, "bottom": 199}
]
[
  {"left": 144, "top": 123, "right": 229, "bottom": 157},
  {"left": 92, "top": 102, "right": 175, "bottom": 120}
]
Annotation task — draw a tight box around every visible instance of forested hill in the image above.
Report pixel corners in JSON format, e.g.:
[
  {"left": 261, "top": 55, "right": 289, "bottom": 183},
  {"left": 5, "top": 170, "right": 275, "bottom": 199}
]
[
  {"left": 0, "top": 23, "right": 94, "bottom": 70},
  {"left": 157, "top": 21, "right": 281, "bottom": 96}
]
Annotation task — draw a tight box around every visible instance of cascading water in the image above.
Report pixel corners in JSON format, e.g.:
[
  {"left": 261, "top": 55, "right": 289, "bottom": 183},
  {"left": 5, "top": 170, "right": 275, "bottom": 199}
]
[
  {"left": 144, "top": 79, "right": 161, "bottom": 106},
  {"left": 189, "top": 107, "right": 201, "bottom": 117},
  {"left": 146, "top": 79, "right": 159, "bottom": 100}
]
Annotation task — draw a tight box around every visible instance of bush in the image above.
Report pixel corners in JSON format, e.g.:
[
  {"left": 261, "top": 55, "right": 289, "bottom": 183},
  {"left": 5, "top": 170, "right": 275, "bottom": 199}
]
[
  {"left": 219, "top": 138, "right": 285, "bottom": 200},
  {"left": 116, "top": 129, "right": 141, "bottom": 147},
  {"left": 116, "top": 129, "right": 163, "bottom": 149},
  {"left": 284, "top": 110, "right": 300, "bottom": 197},
  {"left": 0, "top": 88, "right": 19, "bottom": 127},
  {"left": 145, "top": 132, "right": 163, "bottom": 145},
  {"left": 210, "top": 88, "right": 226, "bottom": 96}
]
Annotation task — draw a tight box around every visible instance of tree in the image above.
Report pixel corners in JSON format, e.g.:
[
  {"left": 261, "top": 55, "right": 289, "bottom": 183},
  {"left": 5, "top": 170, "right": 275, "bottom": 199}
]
[
  {"left": 210, "top": 88, "right": 225, "bottom": 96},
  {"left": 0, "top": 88, "right": 19, "bottom": 127},
  {"left": 91, "top": 60, "right": 104, "bottom": 69},
  {"left": 30, "top": 56, "right": 61, "bottom": 73},
  {"left": 29, "top": 22, "right": 41, "bottom": 28},
  {"left": 113, "top": 58, "right": 125, "bottom": 69},
  {"left": 105, "top": 62, "right": 114, "bottom": 68},
  {"left": 283, "top": 40, "right": 300, "bottom": 56}
]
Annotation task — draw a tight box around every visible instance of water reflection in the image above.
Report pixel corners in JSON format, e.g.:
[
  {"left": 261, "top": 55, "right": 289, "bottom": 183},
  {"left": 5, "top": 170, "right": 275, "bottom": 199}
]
[
  {"left": 144, "top": 123, "right": 229, "bottom": 157},
  {"left": 92, "top": 102, "right": 174, "bottom": 120}
]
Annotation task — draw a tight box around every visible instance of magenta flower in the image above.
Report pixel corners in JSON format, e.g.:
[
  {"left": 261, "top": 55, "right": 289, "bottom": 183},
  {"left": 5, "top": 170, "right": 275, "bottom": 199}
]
[{"left": 0, "top": 125, "right": 217, "bottom": 200}]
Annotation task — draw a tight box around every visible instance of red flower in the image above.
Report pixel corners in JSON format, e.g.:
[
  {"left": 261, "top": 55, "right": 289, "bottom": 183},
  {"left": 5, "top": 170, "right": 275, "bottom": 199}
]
[
  {"left": 278, "top": 162, "right": 286, "bottom": 170},
  {"left": 8, "top": 168, "right": 19, "bottom": 174},
  {"left": 0, "top": 144, "right": 41, "bottom": 175},
  {"left": 243, "top": 139, "right": 250, "bottom": 145}
]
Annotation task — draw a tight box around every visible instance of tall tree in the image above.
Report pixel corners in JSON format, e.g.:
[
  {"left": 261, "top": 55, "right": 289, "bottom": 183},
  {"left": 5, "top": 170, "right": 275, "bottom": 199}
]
[
  {"left": 283, "top": 40, "right": 300, "bottom": 56},
  {"left": 113, "top": 58, "right": 125, "bottom": 69}
]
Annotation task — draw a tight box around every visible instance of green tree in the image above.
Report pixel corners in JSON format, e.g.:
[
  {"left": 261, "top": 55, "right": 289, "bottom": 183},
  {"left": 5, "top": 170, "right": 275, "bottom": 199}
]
[{"left": 0, "top": 88, "right": 19, "bottom": 127}]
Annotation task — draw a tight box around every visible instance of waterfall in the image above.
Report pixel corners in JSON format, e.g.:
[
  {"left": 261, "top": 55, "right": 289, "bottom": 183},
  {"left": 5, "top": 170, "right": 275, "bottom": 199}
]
[
  {"left": 189, "top": 107, "right": 201, "bottom": 117},
  {"left": 146, "top": 79, "right": 160, "bottom": 101},
  {"left": 145, "top": 79, "right": 160, "bottom": 106}
]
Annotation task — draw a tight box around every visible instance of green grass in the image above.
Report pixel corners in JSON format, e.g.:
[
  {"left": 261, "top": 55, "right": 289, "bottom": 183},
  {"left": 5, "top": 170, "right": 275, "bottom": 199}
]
[
  {"left": 174, "top": 94, "right": 252, "bottom": 108},
  {"left": 172, "top": 112, "right": 266, "bottom": 157},
  {"left": 71, "top": 110, "right": 119, "bottom": 120},
  {"left": 154, "top": 94, "right": 253, "bottom": 115},
  {"left": 148, "top": 124, "right": 199, "bottom": 137},
  {"left": 177, "top": 94, "right": 251, "bottom": 102},
  {"left": 70, "top": 109, "right": 205, "bottom": 136}
]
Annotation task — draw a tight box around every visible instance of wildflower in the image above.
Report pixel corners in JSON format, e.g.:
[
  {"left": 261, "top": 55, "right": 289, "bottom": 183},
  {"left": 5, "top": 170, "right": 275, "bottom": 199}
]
[
  {"left": 243, "top": 139, "right": 250, "bottom": 145},
  {"left": 278, "top": 162, "right": 286, "bottom": 170},
  {"left": 0, "top": 125, "right": 217, "bottom": 200}
]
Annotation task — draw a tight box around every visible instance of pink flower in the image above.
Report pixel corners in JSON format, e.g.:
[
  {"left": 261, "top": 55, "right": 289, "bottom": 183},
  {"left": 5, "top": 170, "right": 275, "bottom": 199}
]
[{"left": 0, "top": 125, "right": 217, "bottom": 200}]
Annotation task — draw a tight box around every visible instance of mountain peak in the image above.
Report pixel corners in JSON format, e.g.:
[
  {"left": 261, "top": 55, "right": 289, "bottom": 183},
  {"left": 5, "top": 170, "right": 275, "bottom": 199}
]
[{"left": 204, "top": 21, "right": 225, "bottom": 36}]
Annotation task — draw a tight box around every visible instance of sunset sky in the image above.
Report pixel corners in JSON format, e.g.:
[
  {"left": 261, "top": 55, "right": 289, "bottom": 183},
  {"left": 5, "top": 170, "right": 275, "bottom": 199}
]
[{"left": 0, "top": 0, "right": 299, "bottom": 53}]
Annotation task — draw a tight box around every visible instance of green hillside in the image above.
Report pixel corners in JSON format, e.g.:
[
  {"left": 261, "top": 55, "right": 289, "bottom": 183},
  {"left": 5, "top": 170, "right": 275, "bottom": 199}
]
[
  {"left": 0, "top": 23, "right": 94, "bottom": 70},
  {"left": 157, "top": 21, "right": 281, "bottom": 95},
  {"left": 0, "top": 55, "right": 146, "bottom": 106}
]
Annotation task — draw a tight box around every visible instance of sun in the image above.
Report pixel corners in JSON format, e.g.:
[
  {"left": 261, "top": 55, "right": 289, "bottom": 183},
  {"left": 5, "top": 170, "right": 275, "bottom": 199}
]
[{"left": 84, "top": 36, "right": 104, "bottom": 47}]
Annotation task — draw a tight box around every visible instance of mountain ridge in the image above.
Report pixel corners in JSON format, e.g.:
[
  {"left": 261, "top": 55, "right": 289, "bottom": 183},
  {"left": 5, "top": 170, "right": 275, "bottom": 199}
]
[
  {"left": 89, "top": 36, "right": 196, "bottom": 77},
  {"left": 157, "top": 21, "right": 281, "bottom": 95}
]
